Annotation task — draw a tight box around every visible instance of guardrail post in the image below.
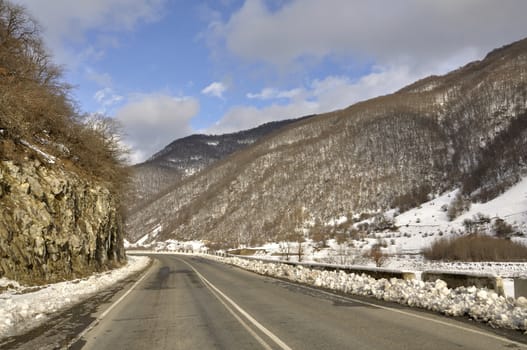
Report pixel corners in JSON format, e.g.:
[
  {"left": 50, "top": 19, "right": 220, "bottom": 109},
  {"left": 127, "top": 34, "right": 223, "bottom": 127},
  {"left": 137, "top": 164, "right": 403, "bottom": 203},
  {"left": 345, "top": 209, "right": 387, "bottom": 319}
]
[
  {"left": 402, "top": 272, "right": 416, "bottom": 280},
  {"left": 514, "top": 278, "right": 527, "bottom": 298}
]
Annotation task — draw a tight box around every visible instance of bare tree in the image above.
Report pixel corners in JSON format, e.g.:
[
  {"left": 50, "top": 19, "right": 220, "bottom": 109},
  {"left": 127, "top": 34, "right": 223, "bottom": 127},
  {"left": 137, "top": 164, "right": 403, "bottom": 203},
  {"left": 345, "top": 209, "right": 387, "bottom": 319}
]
[
  {"left": 366, "top": 243, "right": 388, "bottom": 267},
  {"left": 0, "top": 1, "right": 128, "bottom": 196}
]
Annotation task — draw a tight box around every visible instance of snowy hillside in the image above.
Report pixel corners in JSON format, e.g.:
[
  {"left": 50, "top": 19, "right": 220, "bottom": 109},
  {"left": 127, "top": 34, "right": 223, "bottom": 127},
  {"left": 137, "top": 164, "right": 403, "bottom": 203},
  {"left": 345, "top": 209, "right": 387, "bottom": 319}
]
[
  {"left": 388, "top": 176, "right": 527, "bottom": 251},
  {"left": 126, "top": 116, "right": 312, "bottom": 216},
  {"left": 127, "top": 176, "right": 527, "bottom": 278},
  {"left": 126, "top": 38, "right": 527, "bottom": 248}
]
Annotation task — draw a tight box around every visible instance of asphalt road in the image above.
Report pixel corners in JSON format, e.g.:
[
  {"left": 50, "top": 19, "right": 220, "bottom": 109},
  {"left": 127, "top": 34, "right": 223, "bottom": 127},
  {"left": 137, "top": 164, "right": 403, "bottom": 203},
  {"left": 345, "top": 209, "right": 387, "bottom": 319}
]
[{"left": 73, "top": 255, "right": 526, "bottom": 350}]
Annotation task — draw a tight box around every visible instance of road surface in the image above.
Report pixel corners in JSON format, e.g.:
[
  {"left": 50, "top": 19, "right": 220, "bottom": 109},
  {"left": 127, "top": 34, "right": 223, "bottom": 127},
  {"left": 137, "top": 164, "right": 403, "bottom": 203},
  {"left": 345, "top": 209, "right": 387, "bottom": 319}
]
[{"left": 71, "top": 254, "right": 525, "bottom": 350}]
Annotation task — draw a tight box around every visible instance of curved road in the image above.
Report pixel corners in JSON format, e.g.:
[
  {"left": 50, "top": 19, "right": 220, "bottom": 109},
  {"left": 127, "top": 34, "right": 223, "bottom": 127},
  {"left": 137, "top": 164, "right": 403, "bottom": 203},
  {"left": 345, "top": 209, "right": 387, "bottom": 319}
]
[{"left": 73, "top": 255, "right": 526, "bottom": 350}]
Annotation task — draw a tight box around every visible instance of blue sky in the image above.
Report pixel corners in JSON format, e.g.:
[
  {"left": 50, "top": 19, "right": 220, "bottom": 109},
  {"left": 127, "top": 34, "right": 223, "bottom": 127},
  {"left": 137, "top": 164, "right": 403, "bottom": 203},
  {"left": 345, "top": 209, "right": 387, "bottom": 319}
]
[{"left": 12, "top": 0, "right": 527, "bottom": 163}]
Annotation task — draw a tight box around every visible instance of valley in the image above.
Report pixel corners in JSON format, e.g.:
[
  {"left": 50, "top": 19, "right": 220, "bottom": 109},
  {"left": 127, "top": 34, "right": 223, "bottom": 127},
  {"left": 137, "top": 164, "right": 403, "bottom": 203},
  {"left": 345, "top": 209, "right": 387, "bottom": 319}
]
[
  {"left": 1, "top": 1, "right": 527, "bottom": 347},
  {"left": 125, "top": 39, "right": 527, "bottom": 265}
]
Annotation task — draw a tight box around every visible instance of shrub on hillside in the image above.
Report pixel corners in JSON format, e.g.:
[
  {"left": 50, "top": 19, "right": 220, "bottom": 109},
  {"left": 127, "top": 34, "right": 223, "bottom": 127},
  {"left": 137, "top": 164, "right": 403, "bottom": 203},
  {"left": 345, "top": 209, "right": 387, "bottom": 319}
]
[
  {"left": 492, "top": 218, "right": 514, "bottom": 238},
  {"left": 0, "top": 1, "right": 128, "bottom": 194},
  {"left": 365, "top": 242, "right": 388, "bottom": 267},
  {"left": 391, "top": 184, "right": 431, "bottom": 212},
  {"left": 446, "top": 192, "right": 471, "bottom": 221},
  {"left": 370, "top": 214, "right": 397, "bottom": 231},
  {"left": 423, "top": 234, "right": 527, "bottom": 262}
]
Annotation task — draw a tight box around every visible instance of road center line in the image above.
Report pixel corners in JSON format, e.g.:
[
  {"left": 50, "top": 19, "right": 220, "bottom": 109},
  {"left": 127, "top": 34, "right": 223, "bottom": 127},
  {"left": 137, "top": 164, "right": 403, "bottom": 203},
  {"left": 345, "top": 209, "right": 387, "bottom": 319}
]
[
  {"left": 199, "top": 275, "right": 273, "bottom": 350},
  {"left": 179, "top": 258, "right": 293, "bottom": 350}
]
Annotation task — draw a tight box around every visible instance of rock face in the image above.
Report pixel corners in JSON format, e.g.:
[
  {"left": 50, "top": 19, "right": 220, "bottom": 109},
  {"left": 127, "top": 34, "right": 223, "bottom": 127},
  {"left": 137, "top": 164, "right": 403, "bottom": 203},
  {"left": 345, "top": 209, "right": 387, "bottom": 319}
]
[{"left": 0, "top": 158, "right": 126, "bottom": 285}]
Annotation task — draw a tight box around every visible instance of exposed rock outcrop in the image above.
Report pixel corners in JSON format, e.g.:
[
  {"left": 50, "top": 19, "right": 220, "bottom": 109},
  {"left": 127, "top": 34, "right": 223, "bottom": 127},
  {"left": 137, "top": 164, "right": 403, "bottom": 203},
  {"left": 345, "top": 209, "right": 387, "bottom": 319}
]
[
  {"left": 0, "top": 158, "right": 126, "bottom": 285},
  {"left": 0, "top": 1, "right": 127, "bottom": 285}
]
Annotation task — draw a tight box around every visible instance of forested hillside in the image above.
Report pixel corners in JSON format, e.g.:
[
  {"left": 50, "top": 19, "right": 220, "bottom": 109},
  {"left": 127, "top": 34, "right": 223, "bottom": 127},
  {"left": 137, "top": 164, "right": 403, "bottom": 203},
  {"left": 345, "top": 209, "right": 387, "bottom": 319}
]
[
  {"left": 126, "top": 38, "right": 527, "bottom": 249},
  {"left": 127, "top": 116, "right": 312, "bottom": 214}
]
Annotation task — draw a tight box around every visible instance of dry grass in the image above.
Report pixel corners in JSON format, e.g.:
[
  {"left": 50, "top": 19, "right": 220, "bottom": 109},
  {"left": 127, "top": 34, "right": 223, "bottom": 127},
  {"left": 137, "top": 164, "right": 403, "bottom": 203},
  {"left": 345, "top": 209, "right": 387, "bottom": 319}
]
[{"left": 423, "top": 234, "right": 527, "bottom": 262}]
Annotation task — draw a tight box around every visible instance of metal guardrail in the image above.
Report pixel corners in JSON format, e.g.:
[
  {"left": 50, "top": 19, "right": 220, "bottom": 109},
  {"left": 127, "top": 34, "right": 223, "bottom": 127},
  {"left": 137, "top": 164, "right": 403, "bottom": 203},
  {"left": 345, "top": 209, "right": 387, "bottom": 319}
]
[
  {"left": 224, "top": 253, "right": 417, "bottom": 280},
  {"left": 126, "top": 250, "right": 526, "bottom": 298},
  {"left": 223, "top": 253, "right": 520, "bottom": 297}
]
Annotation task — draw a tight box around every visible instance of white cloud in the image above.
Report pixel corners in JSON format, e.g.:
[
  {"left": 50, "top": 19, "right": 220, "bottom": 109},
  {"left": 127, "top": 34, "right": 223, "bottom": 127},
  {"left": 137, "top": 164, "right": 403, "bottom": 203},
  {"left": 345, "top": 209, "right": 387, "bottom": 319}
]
[
  {"left": 85, "top": 68, "right": 125, "bottom": 114},
  {"left": 211, "top": 65, "right": 422, "bottom": 134},
  {"left": 309, "top": 65, "right": 419, "bottom": 111},
  {"left": 246, "top": 87, "right": 278, "bottom": 100},
  {"left": 211, "top": 0, "right": 527, "bottom": 71},
  {"left": 205, "top": 0, "right": 527, "bottom": 135},
  {"left": 201, "top": 81, "right": 227, "bottom": 98},
  {"left": 115, "top": 93, "right": 199, "bottom": 163},
  {"left": 13, "top": 0, "right": 166, "bottom": 66},
  {"left": 85, "top": 68, "right": 113, "bottom": 87},
  {"left": 210, "top": 101, "right": 319, "bottom": 135},
  {"left": 93, "top": 88, "right": 123, "bottom": 112},
  {"left": 246, "top": 87, "right": 304, "bottom": 100}
]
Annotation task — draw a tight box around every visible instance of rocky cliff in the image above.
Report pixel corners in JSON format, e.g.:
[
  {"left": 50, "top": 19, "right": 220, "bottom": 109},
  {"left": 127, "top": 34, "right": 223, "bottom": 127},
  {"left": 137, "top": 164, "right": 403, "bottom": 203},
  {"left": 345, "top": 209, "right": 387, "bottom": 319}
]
[
  {"left": 0, "top": 1, "right": 127, "bottom": 285},
  {"left": 0, "top": 156, "right": 126, "bottom": 285}
]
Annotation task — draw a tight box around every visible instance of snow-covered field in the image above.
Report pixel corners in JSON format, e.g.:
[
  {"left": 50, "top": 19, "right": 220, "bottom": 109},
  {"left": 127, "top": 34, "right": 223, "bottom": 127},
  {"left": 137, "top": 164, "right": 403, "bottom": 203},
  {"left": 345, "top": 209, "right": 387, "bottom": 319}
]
[
  {"left": 388, "top": 176, "right": 527, "bottom": 251},
  {"left": 0, "top": 255, "right": 150, "bottom": 340},
  {"left": 236, "top": 241, "right": 527, "bottom": 278},
  {"left": 125, "top": 238, "right": 207, "bottom": 252},
  {"left": 132, "top": 177, "right": 527, "bottom": 272},
  {"left": 129, "top": 237, "right": 527, "bottom": 279},
  {"left": 206, "top": 255, "right": 527, "bottom": 333}
]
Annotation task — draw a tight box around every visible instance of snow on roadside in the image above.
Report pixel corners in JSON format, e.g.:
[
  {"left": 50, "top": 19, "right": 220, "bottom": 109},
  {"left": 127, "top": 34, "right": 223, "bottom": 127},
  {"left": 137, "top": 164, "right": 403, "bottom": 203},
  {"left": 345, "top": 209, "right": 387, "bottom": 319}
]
[
  {"left": 0, "top": 255, "right": 150, "bottom": 340},
  {"left": 207, "top": 255, "right": 527, "bottom": 332}
]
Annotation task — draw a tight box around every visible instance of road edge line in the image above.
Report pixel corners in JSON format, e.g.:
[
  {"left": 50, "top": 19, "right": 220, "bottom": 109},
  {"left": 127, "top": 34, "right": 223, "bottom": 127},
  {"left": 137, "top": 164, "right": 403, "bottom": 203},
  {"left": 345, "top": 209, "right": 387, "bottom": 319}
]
[
  {"left": 218, "top": 259, "right": 527, "bottom": 349},
  {"left": 65, "top": 260, "right": 154, "bottom": 349}
]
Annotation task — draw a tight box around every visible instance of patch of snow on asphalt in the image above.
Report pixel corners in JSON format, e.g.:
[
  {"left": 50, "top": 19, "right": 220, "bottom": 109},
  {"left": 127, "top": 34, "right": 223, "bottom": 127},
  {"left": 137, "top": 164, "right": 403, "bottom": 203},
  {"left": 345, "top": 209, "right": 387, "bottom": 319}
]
[
  {"left": 209, "top": 256, "right": 527, "bottom": 332},
  {"left": 0, "top": 255, "right": 150, "bottom": 339}
]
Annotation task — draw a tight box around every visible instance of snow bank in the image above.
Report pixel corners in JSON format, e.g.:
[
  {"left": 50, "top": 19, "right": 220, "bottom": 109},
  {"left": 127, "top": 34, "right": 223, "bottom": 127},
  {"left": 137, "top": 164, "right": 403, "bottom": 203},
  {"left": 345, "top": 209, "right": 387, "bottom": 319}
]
[
  {"left": 0, "top": 255, "right": 150, "bottom": 339},
  {"left": 210, "top": 256, "right": 527, "bottom": 332}
]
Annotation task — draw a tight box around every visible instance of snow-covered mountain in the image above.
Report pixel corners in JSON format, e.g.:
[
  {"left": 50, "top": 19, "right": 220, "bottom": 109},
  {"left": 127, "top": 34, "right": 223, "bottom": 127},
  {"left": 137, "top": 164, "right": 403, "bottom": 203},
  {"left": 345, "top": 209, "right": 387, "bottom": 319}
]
[
  {"left": 126, "top": 38, "right": 527, "bottom": 249},
  {"left": 126, "top": 116, "right": 312, "bottom": 214}
]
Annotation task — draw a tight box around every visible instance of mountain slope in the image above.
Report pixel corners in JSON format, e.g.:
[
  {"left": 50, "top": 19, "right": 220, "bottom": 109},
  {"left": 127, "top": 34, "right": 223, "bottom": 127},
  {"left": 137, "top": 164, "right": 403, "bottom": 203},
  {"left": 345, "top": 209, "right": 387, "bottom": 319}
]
[
  {"left": 127, "top": 116, "right": 312, "bottom": 214},
  {"left": 126, "top": 38, "right": 527, "bottom": 247}
]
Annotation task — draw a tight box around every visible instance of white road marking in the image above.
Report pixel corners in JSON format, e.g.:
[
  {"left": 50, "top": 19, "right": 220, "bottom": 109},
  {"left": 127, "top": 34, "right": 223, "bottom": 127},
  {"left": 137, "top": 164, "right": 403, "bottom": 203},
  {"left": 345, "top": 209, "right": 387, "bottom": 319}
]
[
  {"left": 179, "top": 258, "right": 293, "bottom": 350},
  {"left": 65, "top": 261, "right": 153, "bottom": 349},
  {"left": 97, "top": 267, "right": 151, "bottom": 320},
  {"left": 200, "top": 276, "right": 274, "bottom": 350},
  {"left": 274, "top": 276, "right": 527, "bottom": 349}
]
